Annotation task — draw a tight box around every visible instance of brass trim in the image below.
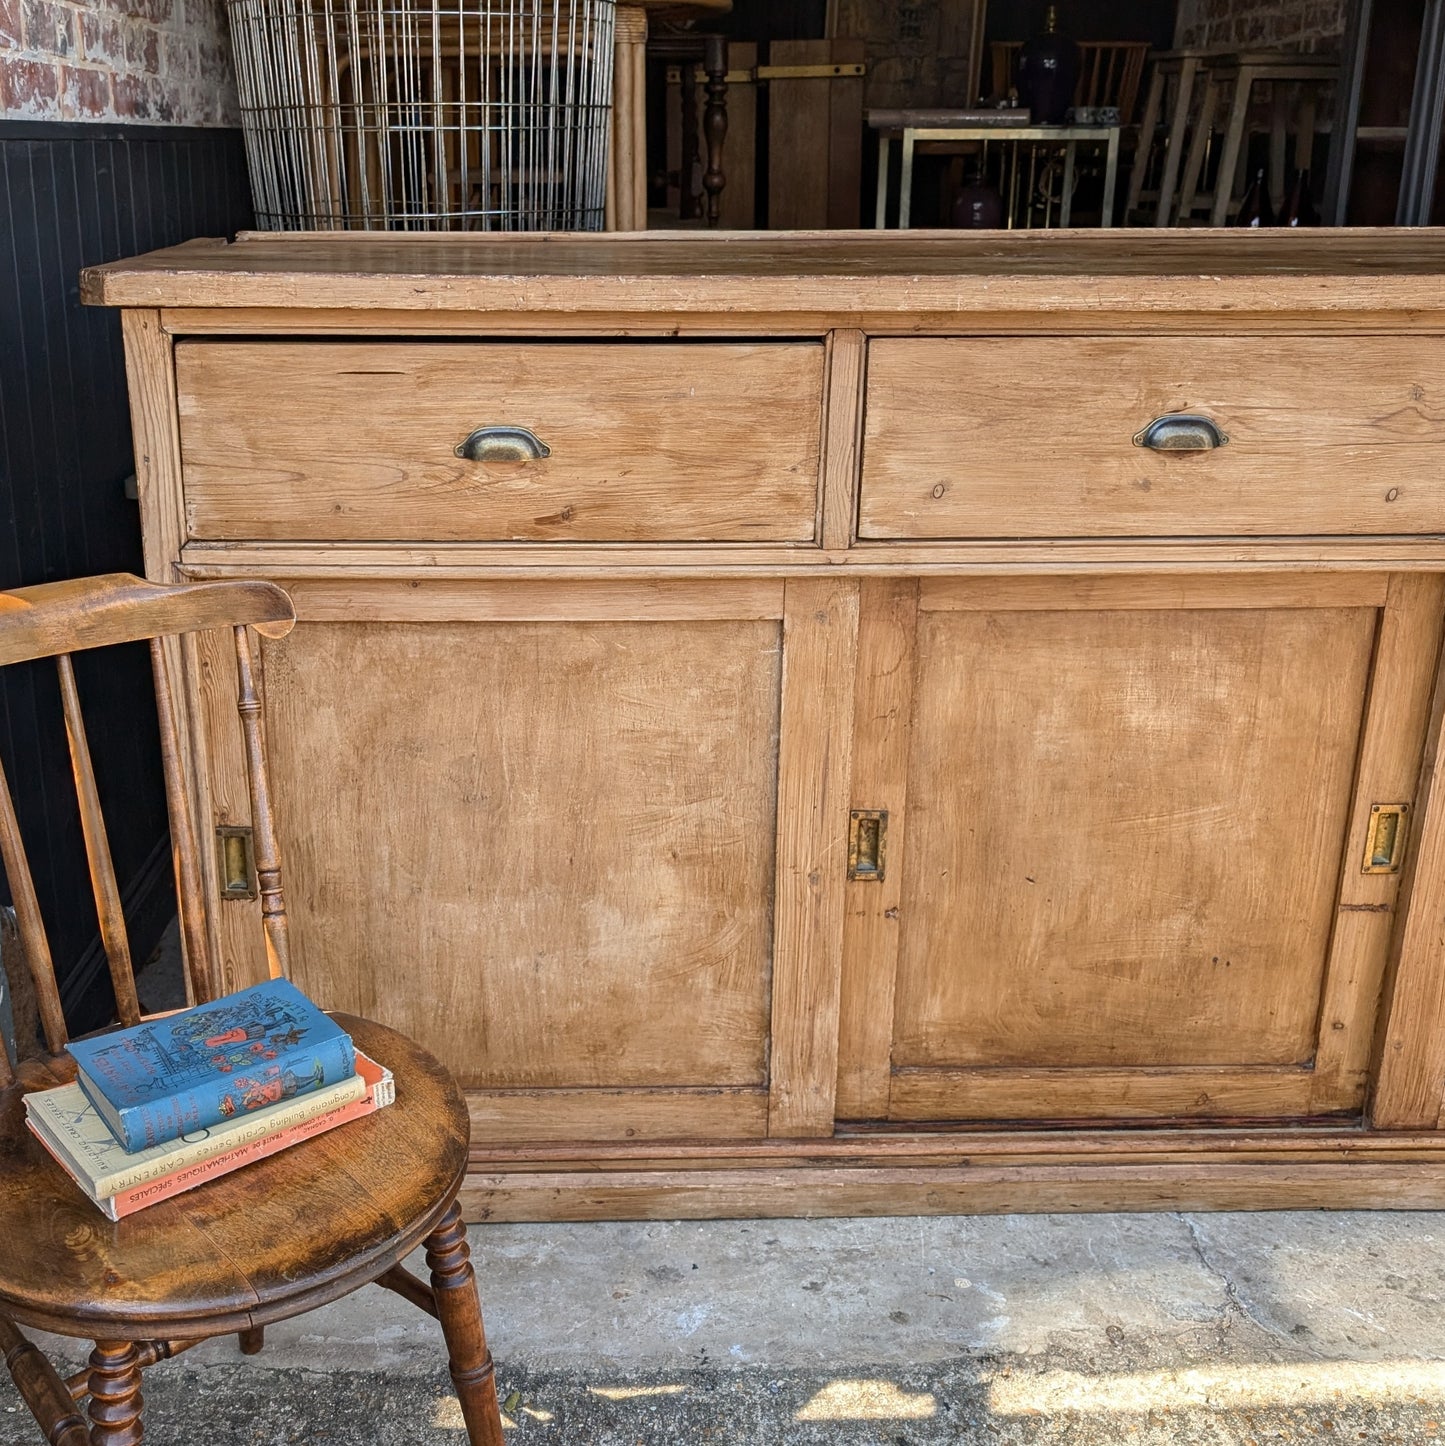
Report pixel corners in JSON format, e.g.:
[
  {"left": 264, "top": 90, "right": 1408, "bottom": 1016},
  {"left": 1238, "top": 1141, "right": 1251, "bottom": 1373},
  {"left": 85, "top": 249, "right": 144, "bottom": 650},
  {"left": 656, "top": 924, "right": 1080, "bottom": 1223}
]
[
  {"left": 755, "top": 63, "right": 867, "bottom": 79},
  {"left": 1363, "top": 802, "right": 1411, "bottom": 874},
  {"left": 848, "top": 809, "right": 887, "bottom": 881},
  {"left": 216, "top": 825, "right": 258, "bottom": 900}
]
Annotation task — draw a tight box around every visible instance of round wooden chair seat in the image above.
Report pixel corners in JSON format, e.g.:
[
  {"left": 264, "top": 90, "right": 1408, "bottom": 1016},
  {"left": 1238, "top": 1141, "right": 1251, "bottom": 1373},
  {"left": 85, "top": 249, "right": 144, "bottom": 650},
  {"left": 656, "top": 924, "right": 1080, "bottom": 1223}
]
[{"left": 0, "top": 1014, "right": 469, "bottom": 1341}]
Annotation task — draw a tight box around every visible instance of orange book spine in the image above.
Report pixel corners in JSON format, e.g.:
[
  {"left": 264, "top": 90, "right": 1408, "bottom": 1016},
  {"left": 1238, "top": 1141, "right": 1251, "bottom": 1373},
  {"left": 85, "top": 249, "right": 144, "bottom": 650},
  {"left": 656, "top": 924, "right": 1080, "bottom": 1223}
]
[{"left": 105, "top": 1086, "right": 389, "bottom": 1220}]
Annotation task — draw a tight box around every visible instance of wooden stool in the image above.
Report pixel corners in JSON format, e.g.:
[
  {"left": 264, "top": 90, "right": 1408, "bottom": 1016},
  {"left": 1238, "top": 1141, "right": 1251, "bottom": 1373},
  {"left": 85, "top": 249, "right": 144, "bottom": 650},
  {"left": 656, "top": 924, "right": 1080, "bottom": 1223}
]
[{"left": 1175, "top": 50, "right": 1339, "bottom": 226}]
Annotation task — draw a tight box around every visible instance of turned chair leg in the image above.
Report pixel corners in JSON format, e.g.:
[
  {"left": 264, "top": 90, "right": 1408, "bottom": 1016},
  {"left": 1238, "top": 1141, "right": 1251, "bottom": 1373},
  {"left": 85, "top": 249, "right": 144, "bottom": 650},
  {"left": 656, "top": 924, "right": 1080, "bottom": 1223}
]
[
  {"left": 238, "top": 1327, "right": 264, "bottom": 1356},
  {"left": 424, "top": 1201, "right": 504, "bottom": 1446},
  {"left": 87, "top": 1341, "right": 144, "bottom": 1445}
]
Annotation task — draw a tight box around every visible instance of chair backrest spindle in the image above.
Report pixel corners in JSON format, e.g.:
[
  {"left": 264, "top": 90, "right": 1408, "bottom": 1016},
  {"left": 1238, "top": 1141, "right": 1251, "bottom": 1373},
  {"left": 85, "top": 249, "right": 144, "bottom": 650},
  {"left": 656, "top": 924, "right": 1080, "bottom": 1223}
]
[
  {"left": 150, "top": 637, "right": 217, "bottom": 1007},
  {"left": 57, "top": 654, "right": 141, "bottom": 1028},
  {"left": 234, "top": 625, "right": 291, "bottom": 981},
  {"left": 0, "top": 753, "right": 69, "bottom": 1057}
]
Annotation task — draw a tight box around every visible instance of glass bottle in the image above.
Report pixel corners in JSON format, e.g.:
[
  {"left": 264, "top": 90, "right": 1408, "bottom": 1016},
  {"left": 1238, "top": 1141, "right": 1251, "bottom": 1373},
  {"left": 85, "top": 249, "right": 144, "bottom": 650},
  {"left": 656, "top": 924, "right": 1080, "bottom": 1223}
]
[
  {"left": 1235, "top": 169, "right": 1276, "bottom": 227},
  {"left": 1280, "top": 169, "right": 1320, "bottom": 226}
]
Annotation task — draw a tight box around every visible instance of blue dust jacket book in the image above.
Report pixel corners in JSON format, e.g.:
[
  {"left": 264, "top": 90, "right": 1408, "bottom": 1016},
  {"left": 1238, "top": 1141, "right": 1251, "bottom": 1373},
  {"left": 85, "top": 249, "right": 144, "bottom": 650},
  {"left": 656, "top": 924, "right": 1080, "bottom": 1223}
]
[{"left": 67, "top": 979, "right": 355, "bottom": 1153}]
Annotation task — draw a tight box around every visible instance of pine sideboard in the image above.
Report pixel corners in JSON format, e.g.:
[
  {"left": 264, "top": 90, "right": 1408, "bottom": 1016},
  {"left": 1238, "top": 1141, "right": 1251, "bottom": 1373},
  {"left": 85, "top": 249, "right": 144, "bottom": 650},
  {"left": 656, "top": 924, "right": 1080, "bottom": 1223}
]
[{"left": 85, "top": 230, "right": 1445, "bottom": 1221}]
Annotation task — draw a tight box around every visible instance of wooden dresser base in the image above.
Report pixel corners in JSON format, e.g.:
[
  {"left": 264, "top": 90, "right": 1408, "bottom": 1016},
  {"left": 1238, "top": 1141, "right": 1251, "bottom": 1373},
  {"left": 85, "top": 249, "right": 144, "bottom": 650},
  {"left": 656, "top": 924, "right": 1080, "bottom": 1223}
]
[{"left": 462, "top": 1129, "right": 1445, "bottom": 1222}]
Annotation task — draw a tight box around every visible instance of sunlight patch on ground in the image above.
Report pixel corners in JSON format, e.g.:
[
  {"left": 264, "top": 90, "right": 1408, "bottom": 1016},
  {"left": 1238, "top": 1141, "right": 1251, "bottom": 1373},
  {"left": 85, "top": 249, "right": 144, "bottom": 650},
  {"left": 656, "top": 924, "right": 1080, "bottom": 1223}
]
[
  {"left": 795, "top": 1379, "right": 939, "bottom": 1421},
  {"left": 431, "top": 1395, "right": 520, "bottom": 1431},
  {"left": 989, "top": 1359, "right": 1445, "bottom": 1416},
  {"left": 588, "top": 1383, "right": 689, "bottom": 1401}
]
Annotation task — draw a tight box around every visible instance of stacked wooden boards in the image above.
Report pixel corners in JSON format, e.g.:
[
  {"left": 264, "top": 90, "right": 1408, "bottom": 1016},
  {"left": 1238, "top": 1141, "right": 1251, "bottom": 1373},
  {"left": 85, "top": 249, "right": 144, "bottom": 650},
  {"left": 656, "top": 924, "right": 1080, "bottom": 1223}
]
[{"left": 85, "top": 228, "right": 1445, "bottom": 1221}]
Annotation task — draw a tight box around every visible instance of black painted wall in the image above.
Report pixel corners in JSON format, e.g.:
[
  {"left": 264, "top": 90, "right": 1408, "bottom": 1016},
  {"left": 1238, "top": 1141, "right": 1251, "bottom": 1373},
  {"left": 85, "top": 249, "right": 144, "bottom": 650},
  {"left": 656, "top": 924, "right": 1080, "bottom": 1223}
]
[{"left": 0, "top": 120, "right": 253, "bottom": 1034}]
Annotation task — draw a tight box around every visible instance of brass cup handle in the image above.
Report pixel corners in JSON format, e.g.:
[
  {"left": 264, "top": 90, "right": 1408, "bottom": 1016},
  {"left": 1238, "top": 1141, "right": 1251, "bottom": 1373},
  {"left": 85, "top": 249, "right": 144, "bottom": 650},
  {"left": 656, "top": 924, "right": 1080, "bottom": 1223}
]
[
  {"left": 454, "top": 425, "right": 552, "bottom": 462},
  {"left": 1132, "top": 414, "right": 1229, "bottom": 451}
]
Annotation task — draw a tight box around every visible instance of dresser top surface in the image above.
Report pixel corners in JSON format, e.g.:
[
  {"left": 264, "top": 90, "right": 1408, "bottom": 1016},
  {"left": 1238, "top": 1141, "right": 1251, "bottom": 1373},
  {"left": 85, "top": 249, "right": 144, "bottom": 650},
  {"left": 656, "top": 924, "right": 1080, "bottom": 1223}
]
[{"left": 82, "top": 229, "right": 1445, "bottom": 315}]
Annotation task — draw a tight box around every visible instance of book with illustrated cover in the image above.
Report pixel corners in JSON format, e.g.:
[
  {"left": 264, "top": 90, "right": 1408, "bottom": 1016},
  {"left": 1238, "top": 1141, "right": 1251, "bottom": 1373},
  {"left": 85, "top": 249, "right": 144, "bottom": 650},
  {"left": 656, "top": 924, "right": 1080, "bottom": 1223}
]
[
  {"left": 28, "top": 1051, "right": 395, "bottom": 1221},
  {"left": 66, "top": 978, "right": 355, "bottom": 1152}
]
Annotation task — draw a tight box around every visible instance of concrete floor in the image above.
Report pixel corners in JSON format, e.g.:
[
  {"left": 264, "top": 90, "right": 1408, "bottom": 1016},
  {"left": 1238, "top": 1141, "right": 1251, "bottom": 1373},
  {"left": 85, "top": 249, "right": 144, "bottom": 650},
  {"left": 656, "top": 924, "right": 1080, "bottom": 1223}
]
[
  {"left": 6, "top": 1209, "right": 1445, "bottom": 1443},
  {"left": 9, "top": 934, "right": 1444, "bottom": 1442}
]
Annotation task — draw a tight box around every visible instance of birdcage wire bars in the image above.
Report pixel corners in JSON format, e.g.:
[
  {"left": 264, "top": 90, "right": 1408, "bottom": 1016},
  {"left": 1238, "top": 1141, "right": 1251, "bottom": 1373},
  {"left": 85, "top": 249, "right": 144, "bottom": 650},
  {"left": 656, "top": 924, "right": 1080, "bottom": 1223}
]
[{"left": 226, "top": 0, "right": 615, "bottom": 230}]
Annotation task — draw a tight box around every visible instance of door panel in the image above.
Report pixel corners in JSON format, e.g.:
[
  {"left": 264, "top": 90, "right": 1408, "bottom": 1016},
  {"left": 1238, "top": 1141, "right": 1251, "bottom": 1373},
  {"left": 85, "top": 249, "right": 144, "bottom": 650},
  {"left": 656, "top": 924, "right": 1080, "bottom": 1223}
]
[
  {"left": 266, "top": 617, "right": 781, "bottom": 1090},
  {"left": 838, "top": 573, "right": 1443, "bottom": 1124},
  {"left": 194, "top": 581, "right": 791, "bottom": 1144}
]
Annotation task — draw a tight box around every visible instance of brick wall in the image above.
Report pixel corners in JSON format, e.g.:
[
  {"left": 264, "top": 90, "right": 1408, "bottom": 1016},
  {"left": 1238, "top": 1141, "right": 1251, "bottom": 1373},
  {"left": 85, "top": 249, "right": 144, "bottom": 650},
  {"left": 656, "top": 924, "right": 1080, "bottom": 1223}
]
[
  {"left": 0, "top": 0, "right": 239, "bottom": 124},
  {"left": 1174, "top": 0, "right": 1348, "bottom": 52}
]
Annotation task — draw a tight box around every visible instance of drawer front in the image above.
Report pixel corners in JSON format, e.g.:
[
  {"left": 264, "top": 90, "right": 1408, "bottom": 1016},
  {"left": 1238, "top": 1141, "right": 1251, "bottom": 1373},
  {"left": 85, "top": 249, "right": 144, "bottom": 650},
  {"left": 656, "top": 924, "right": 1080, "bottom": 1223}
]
[
  {"left": 860, "top": 336, "right": 1445, "bottom": 539},
  {"left": 177, "top": 340, "right": 825, "bottom": 543}
]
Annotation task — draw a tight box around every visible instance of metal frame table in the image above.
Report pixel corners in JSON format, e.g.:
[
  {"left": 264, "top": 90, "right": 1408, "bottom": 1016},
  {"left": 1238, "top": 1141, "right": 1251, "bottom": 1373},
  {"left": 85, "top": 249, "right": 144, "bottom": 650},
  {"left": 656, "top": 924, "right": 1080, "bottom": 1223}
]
[{"left": 871, "top": 117, "right": 1122, "bottom": 229}]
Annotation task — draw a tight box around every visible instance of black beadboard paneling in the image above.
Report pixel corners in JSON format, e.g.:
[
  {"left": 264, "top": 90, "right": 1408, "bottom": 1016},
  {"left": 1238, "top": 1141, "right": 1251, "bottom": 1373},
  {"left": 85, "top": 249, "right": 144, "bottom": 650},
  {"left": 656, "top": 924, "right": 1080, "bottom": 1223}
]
[{"left": 0, "top": 121, "right": 253, "bottom": 1036}]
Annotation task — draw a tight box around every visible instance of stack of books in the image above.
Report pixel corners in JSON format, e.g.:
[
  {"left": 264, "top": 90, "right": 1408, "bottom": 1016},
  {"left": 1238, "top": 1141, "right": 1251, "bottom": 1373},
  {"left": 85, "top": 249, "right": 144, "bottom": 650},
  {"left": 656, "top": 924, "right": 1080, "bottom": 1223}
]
[{"left": 25, "top": 978, "right": 393, "bottom": 1220}]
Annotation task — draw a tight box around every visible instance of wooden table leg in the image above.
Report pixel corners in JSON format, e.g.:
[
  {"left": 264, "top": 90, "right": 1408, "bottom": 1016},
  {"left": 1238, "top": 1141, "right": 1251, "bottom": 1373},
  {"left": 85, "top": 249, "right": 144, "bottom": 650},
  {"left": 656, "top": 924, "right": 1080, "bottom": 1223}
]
[
  {"left": 1153, "top": 54, "right": 1199, "bottom": 228},
  {"left": 1176, "top": 72, "right": 1220, "bottom": 224},
  {"left": 899, "top": 128, "right": 918, "bottom": 229},
  {"left": 1125, "top": 63, "right": 1167, "bottom": 219},
  {"left": 1101, "top": 126, "right": 1121, "bottom": 225},
  {"left": 1210, "top": 65, "right": 1256, "bottom": 226},
  {"left": 1060, "top": 139, "right": 1076, "bottom": 226},
  {"left": 875, "top": 131, "right": 891, "bottom": 228}
]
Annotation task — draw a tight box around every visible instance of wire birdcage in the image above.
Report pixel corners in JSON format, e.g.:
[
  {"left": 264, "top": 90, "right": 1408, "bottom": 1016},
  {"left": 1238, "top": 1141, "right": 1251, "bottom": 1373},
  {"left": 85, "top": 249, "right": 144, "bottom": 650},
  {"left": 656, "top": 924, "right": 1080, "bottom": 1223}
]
[{"left": 226, "top": 0, "right": 615, "bottom": 230}]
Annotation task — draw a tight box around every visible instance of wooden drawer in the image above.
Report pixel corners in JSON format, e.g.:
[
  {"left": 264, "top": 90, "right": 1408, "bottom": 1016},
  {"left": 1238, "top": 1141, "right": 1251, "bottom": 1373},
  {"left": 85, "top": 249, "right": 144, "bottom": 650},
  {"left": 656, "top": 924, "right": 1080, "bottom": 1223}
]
[
  {"left": 176, "top": 340, "right": 825, "bottom": 543},
  {"left": 860, "top": 336, "right": 1445, "bottom": 539}
]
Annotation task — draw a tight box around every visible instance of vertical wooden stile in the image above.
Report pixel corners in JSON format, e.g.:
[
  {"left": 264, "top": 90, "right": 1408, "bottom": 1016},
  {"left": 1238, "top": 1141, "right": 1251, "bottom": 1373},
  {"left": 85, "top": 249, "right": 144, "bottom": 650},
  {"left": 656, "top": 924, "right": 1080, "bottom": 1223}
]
[
  {"left": 56, "top": 654, "right": 141, "bottom": 1027},
  {"left": 233, "top": 626, "right": 291, "bottom": 981},
  {"left": 835, "top": 579, "right": 918, "bottom": 1118},
  {"left": 0, "top": 754, "right": 68, "bottom": 1055},
  {"left": 151, "top": 636, "right": 212, "bottom": 1004},
  {"left": 1372, "top": 595, "right": 1445, "bottom": 1128},
  {"left": 768, "top": 578, "right": 859, "bottom": 1137},
  {"left": 820, "top": 329, "right": 866, "bottom": 551}
]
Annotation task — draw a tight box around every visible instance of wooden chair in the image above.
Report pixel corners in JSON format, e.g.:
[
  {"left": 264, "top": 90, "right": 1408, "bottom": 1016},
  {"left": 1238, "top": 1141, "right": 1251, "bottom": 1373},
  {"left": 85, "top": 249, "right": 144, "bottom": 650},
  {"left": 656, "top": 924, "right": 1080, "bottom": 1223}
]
[{"left": 0, "top": 574, "right": 505, "bottom": 1446}]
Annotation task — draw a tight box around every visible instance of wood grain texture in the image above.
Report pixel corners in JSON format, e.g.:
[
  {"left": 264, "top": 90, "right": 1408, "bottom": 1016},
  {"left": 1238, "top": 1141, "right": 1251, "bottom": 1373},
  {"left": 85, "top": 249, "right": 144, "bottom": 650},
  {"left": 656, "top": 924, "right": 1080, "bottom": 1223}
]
[
  {"left": 84, "top": 230, "right": 1445, "bottom": 317},
  {"left": 767, "top": 578, "right": 858, "bottom": 1137},
  {"left": 861, "top": 336, "right": 1445, "bottom": 539},
  {"left": 176, "top": 341, "right": 825, "bottom": 543},
  {"left": 176, "top": 536, "right": 1445, "bottom": 577},
  {"left": 767, "top": 41, "right": 866, "bottom": 231},
  {"left": 835, "top": 580, "right": 917, "bottom": 1119},
  {"left": 157, "top": 305, "right": 1445, "bottom": 339},
  {"left": 820, "top": 330, "right": 865, "bottom": 551},
  {"left": 919, "top": 574, "right": 1390, "bottom": 611},
  {"left": 887, "top": 1066, "right": 1317, "bottom": 1122},
  {"left": 461, "top": 1160, "right": 1445, "bottom": 1223},
  {"left": 467, "top": 1088, "right": 767, "bottom": 1144},
  {"left": 264, "top": 613, "right": 782, "bottom": 1093},
  {"left": 193, "top": 624, "right": 269, "bottom": 998},
  {"left": 890, "top": 599, "right": 1376, "bottom": 1098},
  {"left": 0, "top": 573, "right": 294, "bottom": 665},
  {"left": 281, "top": 577, "right": 785, "bottom": 623},
  {"left": 120, "top": 310, "right": 186, "bottom": 585},
  {"left": 57, "top": 653, "right": 140, "bottom": 1029}
]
